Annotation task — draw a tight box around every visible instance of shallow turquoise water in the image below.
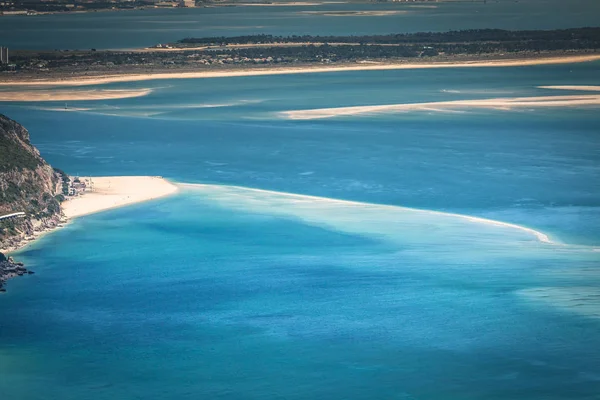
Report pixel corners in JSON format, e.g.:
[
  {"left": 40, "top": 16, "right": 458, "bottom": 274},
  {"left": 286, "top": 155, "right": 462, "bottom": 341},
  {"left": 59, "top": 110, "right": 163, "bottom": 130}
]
[{"left": 1, "top": 61, "right": 600, "bottom": 397}]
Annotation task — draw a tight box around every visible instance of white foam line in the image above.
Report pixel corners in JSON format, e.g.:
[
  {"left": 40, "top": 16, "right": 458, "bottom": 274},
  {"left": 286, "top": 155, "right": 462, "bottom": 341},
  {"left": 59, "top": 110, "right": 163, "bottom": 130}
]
[{"left": 179, "top": 183, "right": 555, "bottom": 244}]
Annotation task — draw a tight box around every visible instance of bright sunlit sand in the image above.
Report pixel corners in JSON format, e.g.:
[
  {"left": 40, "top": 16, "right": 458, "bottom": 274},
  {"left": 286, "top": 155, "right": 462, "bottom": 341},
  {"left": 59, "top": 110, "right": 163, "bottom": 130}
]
[
  {"left": 62, "top": 176, "right": 178, "bottom": 218},
  {"left": 280, "top": 94, "right": 600, "bottom": 119},
  {"left": 539, "top": 85, "right": 600, "bottom": 92}
]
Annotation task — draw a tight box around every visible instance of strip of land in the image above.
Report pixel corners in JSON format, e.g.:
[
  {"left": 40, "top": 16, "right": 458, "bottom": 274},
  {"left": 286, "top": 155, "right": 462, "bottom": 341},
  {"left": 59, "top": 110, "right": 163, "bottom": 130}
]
[
  {"left": 0, "top": 89, "right": 152, "bottom": 102},
  {"left": 1, "top": 55, "right": 599, "bottom": 88},
  {"left": 2, "top": 28, "right": 599, "bottom": 86},
  {"left": 61, "top": 176, "right": 178, "bottom": 218},
  {"left": 280, "top": 94, "right": 600, "bottom": 119}
]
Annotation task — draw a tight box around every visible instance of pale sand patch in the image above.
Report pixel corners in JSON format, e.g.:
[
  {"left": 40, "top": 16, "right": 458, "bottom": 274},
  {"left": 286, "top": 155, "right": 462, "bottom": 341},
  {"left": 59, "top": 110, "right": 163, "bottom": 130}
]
[
  {"left": 0, "top": 88, "right": 152, "bottom": 102},
  {"left": 539, "top": 85, "right": 600, "bottom": 92},
  {"left": 299, "top": 10, "right": 407, "bottom": 16},
  {"left": 281, "top": 94, "right": 600, "bottom": 119},
  {"left": 2, "top": 55, "right": 599, "bottom": 87},
  {"left": 236, "top": 1, "right": 324, "bottom": 6},
  {"left": 62, "top": 176, "right": 178, "bottom": 218}
]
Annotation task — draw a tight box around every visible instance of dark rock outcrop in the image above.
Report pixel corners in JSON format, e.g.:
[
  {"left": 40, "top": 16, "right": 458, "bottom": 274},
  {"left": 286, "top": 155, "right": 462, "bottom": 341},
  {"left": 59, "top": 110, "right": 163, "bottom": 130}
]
[{"left": 0, "top": 251, "right": 33, "bottom": 292}]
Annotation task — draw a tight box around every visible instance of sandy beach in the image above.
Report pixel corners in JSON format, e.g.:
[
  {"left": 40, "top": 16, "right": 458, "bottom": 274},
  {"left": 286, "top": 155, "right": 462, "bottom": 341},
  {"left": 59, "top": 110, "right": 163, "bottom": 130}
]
[
  {"left": 0, "top": 88, "right": 152, "bottom": 102},
  {"left": 2, "top": 55, "right": 599, "bottom": 88},
  {"left": 281, "top": 94, "right": 600, "bottom": 120},
  {"left": 1, "top": 176, "right": 178, "bottom": 254},
  {"left": 62, "top": 176, "right": 178, "bottom": 218}
]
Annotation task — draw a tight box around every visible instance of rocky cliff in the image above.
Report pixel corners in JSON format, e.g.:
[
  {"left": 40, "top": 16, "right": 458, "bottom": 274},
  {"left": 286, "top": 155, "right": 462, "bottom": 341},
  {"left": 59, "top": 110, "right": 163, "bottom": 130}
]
[{"left": 0, "top": 114, "right": 65, "bottom": 253}]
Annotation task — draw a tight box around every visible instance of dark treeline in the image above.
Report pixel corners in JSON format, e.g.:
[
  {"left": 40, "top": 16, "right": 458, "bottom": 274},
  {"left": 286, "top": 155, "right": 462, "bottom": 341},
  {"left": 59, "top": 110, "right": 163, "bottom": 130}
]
[{"left": 178, "top": 28, "right": 600, "bottom": 46}]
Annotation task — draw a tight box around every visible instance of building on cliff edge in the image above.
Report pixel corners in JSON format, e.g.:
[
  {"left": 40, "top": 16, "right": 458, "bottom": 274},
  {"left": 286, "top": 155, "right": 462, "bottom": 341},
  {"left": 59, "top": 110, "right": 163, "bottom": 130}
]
[{"left": 0, "top": 47, "right": 8, "bottom": 64}]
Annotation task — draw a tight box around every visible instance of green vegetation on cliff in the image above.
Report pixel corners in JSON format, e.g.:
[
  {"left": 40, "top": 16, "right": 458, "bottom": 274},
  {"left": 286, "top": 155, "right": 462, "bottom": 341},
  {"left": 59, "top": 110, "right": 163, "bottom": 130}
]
[
  {"left": 0, "top": 118, "right": 43, "bottom": 173},
  {"left": 0, "top": 114, "right": 65, "bottom": 250}
]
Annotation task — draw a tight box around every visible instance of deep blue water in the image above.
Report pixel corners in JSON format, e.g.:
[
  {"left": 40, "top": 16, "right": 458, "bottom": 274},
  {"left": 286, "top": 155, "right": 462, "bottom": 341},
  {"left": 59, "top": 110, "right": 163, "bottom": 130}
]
[
  {"left": 1, "top": 0, "right": 600, "bottom": 50},
  {"left": 1, "top": 60, "right": 600, "bottom": 397}
]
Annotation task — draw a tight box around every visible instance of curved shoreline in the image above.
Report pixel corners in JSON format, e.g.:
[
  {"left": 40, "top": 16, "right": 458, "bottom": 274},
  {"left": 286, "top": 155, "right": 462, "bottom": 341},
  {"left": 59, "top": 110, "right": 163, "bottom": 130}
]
[
  {"left": 5, "top": 180, "right": 557, "bottom": 257},
  {"left": 1, "top": 55, "right": 599, "bottom": 88},
  {"left": 2, "top": 176, "right": 178, "bottom": 254},
  {"left": 179, "top": 183, "right": 556, "bottom": 245}
]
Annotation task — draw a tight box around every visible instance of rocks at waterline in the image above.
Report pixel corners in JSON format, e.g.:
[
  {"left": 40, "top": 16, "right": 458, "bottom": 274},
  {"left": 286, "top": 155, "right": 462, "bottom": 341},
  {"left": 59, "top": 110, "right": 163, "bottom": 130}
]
[{"left": 0, "top": 251, "right": 33, "bottom": 292}]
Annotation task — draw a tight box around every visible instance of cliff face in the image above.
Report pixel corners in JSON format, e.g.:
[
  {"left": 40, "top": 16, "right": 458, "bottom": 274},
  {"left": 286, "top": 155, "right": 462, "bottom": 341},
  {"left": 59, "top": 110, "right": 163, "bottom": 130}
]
[{"left": 0, "top": 114, "right": 64, "bottom": 252}]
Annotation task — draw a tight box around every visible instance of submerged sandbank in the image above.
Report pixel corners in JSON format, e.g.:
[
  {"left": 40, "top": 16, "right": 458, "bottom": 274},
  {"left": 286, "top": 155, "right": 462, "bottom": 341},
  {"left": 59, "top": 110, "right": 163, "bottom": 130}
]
[
  {"left": 0, "top": 88, "right": 152, "bottom": 102},
  {"left": 281, "top": 94, "right": 600, "bottom": 119},
  {"left": 62, "top": 176, "right": 178, "bottom": 218},
  {"left": 1, "top": 55, "right": 599, "bottom": 88},
  {"left": 179, "top": 183, "right": 555, "bottom": 245}
]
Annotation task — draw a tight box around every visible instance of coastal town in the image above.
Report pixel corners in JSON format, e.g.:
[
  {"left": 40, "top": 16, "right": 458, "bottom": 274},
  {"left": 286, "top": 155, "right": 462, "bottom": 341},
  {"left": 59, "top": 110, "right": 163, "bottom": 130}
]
[{"left": 0, "top": 0, "right": 449, "bottom": 15}]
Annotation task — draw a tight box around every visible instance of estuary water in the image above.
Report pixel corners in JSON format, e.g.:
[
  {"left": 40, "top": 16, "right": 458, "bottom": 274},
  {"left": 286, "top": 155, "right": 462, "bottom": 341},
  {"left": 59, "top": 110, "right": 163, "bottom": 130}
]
[
  {"left": 1, "top": 62, "right": 600, "bottom": 397},
  {"left": 1, "top": 0, "right": 600, "bottom": 50}
]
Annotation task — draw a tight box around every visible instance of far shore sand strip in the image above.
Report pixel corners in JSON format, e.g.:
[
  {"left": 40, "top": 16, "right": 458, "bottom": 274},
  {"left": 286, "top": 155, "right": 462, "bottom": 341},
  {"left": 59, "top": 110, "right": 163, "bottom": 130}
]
[
  {"left": 280, "top": 94, "right": 600, "bottom": 119},
  {"left": 0, "top": 88, "right": 152, "bottom": 102},
  {"left": 1, "top": 55, "right": 599, "bottom": 88},
  {"left": 62, "top": 176, "right": 178, "bottom": 218}
]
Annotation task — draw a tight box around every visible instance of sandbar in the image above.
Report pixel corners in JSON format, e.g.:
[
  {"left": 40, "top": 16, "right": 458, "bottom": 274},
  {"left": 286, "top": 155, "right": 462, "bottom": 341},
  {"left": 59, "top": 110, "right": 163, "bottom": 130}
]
[
  {"left": 0, "top": 88, "right": 152, "bottom": 102},
  {"left": 62, "top": 176, "right": 178, "bottom": 218},
  {"left": 299, "top": 10, "right": 407, "bottom": 16},
  {"left": 539, "top": 85, "right": 600, "bottom": 92},
  {"left": 181, "top": 183, "right": 554, "bottom": 244},
  {"left": 281, "top": 94, "right": 600, "bottom": 119},
  {"left": 2, "top": 55, "right": 599, "bottom": 88}
]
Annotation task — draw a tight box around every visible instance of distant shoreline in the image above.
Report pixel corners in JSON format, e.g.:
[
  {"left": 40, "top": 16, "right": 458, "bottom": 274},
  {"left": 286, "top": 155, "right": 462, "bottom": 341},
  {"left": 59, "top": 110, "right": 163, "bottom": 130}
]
[
  {"left": 1, "top": 176, "right": 178, "bottom": 254},
  {"left": 2, "top": 54, "right": 599, "bottom": 88}
]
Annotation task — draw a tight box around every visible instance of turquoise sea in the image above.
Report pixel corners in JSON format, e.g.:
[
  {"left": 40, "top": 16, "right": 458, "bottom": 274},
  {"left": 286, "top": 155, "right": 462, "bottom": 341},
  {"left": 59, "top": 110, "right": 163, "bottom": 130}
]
[
  {"left": 2, "top": 2, "right": 600, "bottom": 397},
  {"left": 1, "top": 60, "right": 600, "bottom": 399}
]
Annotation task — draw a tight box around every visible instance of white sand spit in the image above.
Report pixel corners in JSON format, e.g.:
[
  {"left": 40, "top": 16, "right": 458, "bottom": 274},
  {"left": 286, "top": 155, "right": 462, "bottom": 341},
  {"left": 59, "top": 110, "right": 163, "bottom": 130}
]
[
  {"left": 62, "top": 176, "right": 178, "bottom": 218},
  {"left": 281, "top": 94, "right": 600, "bottom": 119},
  {"left": 539, "top": 85, "right": 600, "bottom": 92}
]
